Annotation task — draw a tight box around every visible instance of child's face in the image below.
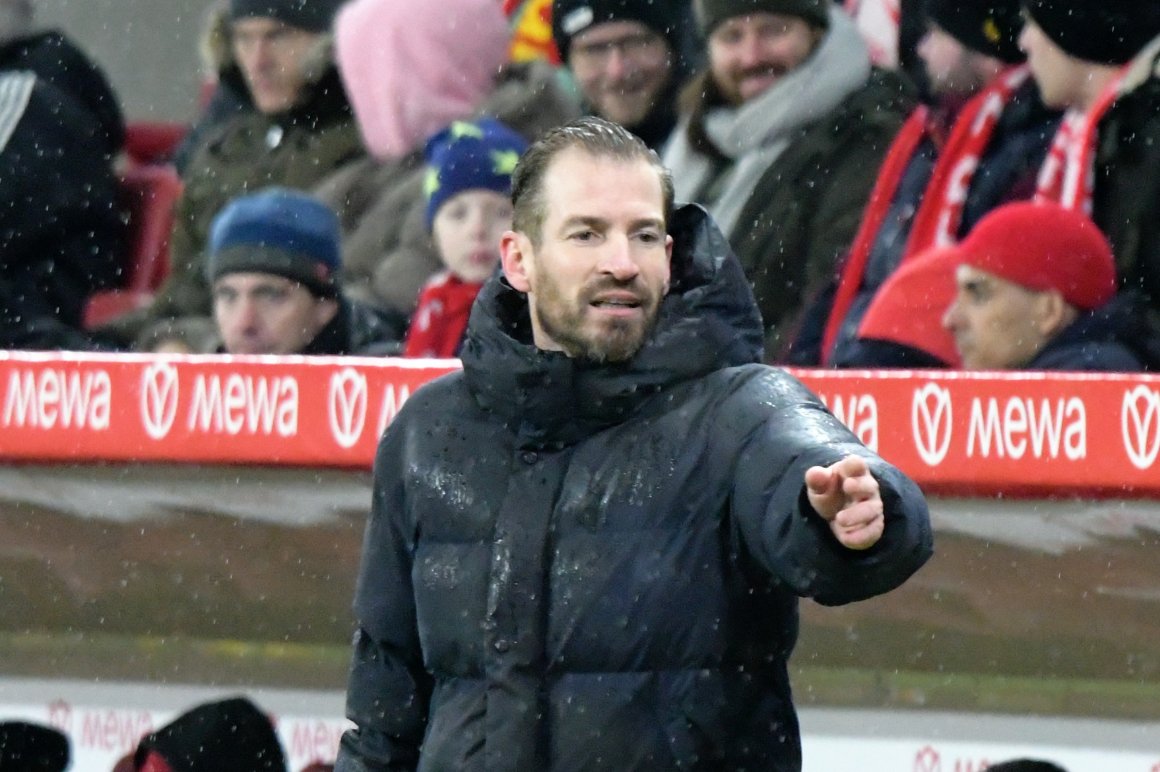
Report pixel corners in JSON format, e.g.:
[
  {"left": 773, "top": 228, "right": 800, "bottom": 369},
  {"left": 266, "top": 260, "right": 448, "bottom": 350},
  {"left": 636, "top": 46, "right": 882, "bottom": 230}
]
[{"left": 432, "top": 189, "right": 513, "bottom": 284}]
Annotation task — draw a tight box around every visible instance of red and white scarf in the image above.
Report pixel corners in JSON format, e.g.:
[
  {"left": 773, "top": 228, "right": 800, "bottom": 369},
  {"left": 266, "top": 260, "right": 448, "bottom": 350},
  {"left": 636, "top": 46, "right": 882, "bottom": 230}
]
[
  {"left": 403, "top": 272, "right": 482, "bottom": 359},
  {"left": 1034, "top": 68, "right": 1126, "bottom": 213},
  {"left": 822, "top": 65, "right": 1030, "bottom": 361}
]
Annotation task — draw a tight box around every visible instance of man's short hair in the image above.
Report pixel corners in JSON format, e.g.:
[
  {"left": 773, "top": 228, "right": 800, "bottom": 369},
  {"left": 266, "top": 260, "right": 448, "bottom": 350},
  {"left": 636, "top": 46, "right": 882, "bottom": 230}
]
[{"left": 510, "top": 116, "right": 674, "bottom": 245}]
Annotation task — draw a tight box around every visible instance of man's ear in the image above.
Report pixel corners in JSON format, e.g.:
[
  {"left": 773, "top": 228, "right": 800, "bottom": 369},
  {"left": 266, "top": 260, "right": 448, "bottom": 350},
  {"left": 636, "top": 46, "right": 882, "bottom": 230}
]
[
  {"left": 500, "top": 230, "right": 532, "bottom": 293},
  {"left": 663, "top": 233, "right": 674, "bottom": 295},
  {"left": 1034, "top": 289, "right": 1076, "bottom": 337}
]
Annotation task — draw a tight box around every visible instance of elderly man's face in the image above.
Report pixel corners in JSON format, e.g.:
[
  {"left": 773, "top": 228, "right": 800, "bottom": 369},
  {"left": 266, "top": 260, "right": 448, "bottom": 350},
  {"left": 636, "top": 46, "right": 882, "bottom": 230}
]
[
  {"left": 232, "top": 16, "right": 322, "bottom": 114},
  {"left": 941, "top": 264, "right": 1054, "bottom": 369},
  {"left": 568, "top": 21, "right": 674, "bottom": 128},
  {"left": 213, "top": 272, "right": 337, "bottom": 354},
  {"left": 707, "top": 12, "right": 821, "bottom": 105},
  {"left": 500, "top": 147, "right": 672, "bottom": 363}
]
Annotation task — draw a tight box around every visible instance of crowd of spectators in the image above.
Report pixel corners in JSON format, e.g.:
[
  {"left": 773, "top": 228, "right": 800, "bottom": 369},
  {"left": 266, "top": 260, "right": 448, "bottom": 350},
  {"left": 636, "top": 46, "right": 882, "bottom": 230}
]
[{"left": 5, "top": 0, "right": 1159, "bottom": 372}]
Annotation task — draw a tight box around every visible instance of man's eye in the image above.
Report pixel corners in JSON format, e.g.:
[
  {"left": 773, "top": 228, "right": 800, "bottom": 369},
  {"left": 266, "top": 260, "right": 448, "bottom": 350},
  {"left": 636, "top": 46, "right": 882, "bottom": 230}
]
[{"left": 570, "top": 230, "right": 596, "bottom": 241}]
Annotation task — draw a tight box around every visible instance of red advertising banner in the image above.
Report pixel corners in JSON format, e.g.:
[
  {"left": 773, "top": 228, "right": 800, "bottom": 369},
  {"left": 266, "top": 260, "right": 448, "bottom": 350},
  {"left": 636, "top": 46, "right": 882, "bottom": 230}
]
[{"left": 1, "top": 352, "right": 1158, "bottom": 498}]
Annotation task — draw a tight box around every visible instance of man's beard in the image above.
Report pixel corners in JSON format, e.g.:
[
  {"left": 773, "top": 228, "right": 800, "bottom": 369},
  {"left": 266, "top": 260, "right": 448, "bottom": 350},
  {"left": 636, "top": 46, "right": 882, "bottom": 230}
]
[{"left": 534, "top": 276, "right": 662, "bottom": 364}]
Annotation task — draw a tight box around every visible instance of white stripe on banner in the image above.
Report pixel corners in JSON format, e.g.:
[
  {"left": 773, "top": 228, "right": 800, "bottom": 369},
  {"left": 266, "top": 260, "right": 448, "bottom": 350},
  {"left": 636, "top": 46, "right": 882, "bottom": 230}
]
[{"left": 0, "top": 71, "right": 36, "bottom": 154}]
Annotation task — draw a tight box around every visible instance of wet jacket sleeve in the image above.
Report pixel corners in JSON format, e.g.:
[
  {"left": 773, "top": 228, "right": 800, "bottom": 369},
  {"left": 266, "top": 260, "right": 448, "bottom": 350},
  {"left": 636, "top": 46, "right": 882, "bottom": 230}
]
[
  {"left": 728, "top": 371, "right": 932, "bottom": 605},
  {"left": 335, "top": 423, "right": 432, "bottom": 772}
]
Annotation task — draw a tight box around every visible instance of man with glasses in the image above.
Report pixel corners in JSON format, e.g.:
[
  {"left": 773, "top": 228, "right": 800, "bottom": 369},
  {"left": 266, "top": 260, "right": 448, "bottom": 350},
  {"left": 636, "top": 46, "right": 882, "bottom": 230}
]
[{"left": 552, "top": 0, "right": 695, "bottom": 149}]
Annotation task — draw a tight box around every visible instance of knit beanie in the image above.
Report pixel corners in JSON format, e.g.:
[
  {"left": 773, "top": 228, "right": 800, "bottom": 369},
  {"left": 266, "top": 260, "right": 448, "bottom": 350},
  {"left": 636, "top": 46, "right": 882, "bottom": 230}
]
[
  {"left": 335, "top": 0, "right": 510, "bottom": 160},
  {"left": 424, "top": 118, "right": 529, "bottom": 228},
  {"left": 134, "top": 697, "right": 286, "bottom": 772},
  {"left": 943, "top": 201, "right": 1116, "bottom": 310},
  {"left": 1022, "top": 0, "right": 1160, "bottom": 65},
  {"left": 0, "top": 722, "right": 70, "bottom": 772},
  {"left": 207, "top": 188, "right": 342, "bottom": 297},
  {"left": 926, "top": 0, "right": 1024, "bottom": 63},
  {"left": 552, "top": 0, "right": 682, "bottom": 62},
  {"left": 229, "top": 0, "right": 346, "bottom": 31},
  {"left": 694, "top": 0, "right": 829, "bottom": 36}
]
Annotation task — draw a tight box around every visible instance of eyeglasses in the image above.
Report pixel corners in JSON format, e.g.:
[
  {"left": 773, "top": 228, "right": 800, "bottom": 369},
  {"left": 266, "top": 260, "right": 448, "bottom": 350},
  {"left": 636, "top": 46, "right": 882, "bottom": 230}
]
[{"left": 570, "top": 32, "right": 668, "bottom": 66}]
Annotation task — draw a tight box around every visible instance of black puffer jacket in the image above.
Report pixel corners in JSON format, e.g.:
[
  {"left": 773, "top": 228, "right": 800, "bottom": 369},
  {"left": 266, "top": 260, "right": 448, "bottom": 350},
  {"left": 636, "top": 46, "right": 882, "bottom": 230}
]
[{"left": 337, "top": 206, "right": 932, "bottom": 771}]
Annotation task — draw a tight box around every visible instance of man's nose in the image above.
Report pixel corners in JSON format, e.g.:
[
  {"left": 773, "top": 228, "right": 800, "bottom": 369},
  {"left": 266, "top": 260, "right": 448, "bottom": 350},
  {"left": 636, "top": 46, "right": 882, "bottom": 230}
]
[
  {"left": 598, "top": 236, "right": 640, "bottom": 281},
  {"left": 604, "top": 48, "right": 629, "bottom": 80},
  {"left": 941, "top": 300, "right": 961, "bottom": 331},
  {"left": 737, "top": 34, "right": 766, "bottom": 69}
]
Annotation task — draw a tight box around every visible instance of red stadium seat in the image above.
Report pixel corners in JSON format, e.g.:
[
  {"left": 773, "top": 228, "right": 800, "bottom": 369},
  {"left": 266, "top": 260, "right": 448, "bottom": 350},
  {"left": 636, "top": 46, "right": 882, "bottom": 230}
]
[
  {"left": 83, "top": 164, "right": 183, "bottom": 330},
  {"left": 123, "top": 120, "right": 188, "bottom": 166}
]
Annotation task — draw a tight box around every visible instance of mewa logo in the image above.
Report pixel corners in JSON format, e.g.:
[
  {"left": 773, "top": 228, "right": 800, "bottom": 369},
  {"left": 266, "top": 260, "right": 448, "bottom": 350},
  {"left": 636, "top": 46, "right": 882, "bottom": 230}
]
[
  {"left": 328, "top": 368, "right": 368, "bottom": 449},
  {"left": 140, "top": 362, "right": 180, "bottom": 439},
  {"left": 911, "top": 383, "right": 953, "bottom": 466},
  {"left": 1122, "top": 385, "right": 1160, "bottom": 469}
]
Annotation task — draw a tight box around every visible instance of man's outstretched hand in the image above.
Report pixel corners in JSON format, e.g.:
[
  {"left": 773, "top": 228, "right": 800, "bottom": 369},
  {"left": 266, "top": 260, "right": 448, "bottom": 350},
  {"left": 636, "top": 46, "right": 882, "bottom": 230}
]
[{"left": 805, "top": 455, "right": 884, "bottom": 550}]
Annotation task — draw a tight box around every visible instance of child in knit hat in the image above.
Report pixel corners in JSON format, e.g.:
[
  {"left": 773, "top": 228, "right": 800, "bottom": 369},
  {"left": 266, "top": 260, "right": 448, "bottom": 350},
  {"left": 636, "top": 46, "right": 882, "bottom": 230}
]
[{"left": 403, "top": 118, "right": 529, "bottom": 358}]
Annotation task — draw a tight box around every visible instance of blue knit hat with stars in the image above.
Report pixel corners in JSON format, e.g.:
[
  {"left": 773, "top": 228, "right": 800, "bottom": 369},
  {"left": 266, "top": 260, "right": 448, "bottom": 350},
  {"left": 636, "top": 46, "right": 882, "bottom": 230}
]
[{"left": 424, "top": 118, "right": 528, "bottom": 230}]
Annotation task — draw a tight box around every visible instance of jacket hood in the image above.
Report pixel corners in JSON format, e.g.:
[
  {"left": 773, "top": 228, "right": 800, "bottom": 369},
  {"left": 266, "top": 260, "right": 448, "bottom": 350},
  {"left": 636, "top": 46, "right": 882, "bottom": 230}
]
[
  {"left": 0, "top": 30, "right": 124, "bottom": 153},
  {"left": 460, "top": 203, "right": 764, "bottom": 448}
]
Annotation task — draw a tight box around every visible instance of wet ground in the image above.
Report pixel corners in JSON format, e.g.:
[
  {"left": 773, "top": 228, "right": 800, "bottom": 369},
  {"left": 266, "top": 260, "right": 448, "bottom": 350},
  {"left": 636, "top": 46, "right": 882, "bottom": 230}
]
[{"left": 2, "top": 463, "right": 1159, "bottom": 721}]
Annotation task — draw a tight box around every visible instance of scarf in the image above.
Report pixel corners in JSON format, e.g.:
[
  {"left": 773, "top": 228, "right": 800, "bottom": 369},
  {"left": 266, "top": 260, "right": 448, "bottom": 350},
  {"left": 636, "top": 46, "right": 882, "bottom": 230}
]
[
  {"left": 1034, "top": 68, "right": 1125, "bottom": 213},
  {"left": 822, "top": 65, "right": 1029, "bottom": 361},
  {"left": 663, "top": 7, "right": 870, "bottom": 238},
  {"left": 404, "top": 272, "right": 482, "bottom": 358}
]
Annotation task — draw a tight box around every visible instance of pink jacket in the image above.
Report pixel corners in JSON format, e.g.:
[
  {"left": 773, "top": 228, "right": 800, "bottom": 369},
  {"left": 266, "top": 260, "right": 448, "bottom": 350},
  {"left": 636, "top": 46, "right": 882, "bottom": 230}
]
[{"left": 335, "top": 0, "right": 511, "bottom": 160}]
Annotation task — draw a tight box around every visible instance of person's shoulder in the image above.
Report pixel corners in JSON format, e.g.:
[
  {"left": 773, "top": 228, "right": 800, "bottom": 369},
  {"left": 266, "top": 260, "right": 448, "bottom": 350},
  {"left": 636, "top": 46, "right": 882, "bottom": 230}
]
[
  {"left": 834, "top": 67, "right": 917, "bottom": 127},
  {"left": 697, "top": 363, "right": 820, "bottom": 412}
]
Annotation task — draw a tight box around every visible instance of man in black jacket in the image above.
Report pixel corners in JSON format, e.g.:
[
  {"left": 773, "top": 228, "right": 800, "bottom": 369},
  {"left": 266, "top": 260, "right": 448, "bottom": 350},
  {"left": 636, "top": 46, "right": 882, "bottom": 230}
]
[
  {"left": 336, "top": 117, "right": 932, "bottom": 771},
  {"left": 0, "top": 0, "right": 125, "bottom": 350},
  {"left": 142, "top": 187, "right": 404, "bottom": 355}
]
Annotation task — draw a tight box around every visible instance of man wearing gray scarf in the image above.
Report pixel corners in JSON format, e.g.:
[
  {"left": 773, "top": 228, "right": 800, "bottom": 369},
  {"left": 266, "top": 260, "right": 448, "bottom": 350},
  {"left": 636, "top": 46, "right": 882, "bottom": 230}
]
[{"left": 663, "top": 0, "right": 914, "bottom": 360}]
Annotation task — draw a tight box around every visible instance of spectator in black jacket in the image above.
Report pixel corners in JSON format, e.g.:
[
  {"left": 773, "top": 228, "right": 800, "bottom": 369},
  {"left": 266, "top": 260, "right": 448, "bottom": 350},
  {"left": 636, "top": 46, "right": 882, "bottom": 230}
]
[
  {"left": 203, "top": 188, "right": 404, "bottom": 355},
  {"left": 0, "top": 0, "right": 125, "bottom": 350}
]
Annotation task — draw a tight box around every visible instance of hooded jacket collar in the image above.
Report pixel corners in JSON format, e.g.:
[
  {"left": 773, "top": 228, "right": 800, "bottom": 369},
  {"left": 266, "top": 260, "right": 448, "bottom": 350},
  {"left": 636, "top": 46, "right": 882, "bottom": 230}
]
[{"left": 459, "top": 204, "right": 764, "bottom": 449}]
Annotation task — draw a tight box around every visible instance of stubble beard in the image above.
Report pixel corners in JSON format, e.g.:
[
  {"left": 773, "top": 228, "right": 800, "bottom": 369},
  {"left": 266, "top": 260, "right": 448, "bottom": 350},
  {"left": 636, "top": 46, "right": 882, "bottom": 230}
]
[{"left": 534, "top": 279, "right": 661, "bottom": 364}]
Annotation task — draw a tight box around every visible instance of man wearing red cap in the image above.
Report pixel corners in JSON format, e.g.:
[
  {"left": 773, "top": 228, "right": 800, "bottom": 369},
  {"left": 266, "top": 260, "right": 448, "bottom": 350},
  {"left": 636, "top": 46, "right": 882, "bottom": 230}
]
[{"left": 927, "top": 202, "right": 1157, "bottom": 370}]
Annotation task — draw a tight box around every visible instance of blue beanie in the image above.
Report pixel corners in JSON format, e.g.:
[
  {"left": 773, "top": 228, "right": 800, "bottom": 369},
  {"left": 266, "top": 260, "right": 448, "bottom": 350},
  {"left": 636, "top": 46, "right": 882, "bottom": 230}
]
[
  {"left": 424, "top": 118, "right": 528, "bottom": 230},
  {"left": 207, "top": 188, "right": 342, "bottom": 297}
]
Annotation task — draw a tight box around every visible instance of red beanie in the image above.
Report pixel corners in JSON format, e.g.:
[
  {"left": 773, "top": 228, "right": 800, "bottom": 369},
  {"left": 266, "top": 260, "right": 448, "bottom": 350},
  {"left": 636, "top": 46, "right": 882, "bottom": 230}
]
[{"left": 951, "top": 201, "right": 1116, "bottom": 311}]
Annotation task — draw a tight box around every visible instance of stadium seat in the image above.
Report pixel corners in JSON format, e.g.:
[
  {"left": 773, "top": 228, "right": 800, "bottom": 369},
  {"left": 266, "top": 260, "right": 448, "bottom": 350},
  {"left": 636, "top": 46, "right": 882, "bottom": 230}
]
[
  {"left": 82, "top": 164, "right": 182, "bottom": 330},
  {"left": 123, "top": 120, "right": 188, "bottom": 166}
]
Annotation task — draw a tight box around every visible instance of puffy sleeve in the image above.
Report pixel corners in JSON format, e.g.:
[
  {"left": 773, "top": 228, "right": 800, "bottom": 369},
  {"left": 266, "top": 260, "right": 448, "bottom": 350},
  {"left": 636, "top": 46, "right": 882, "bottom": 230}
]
[{"left": 727, "top": 368, "right": 933, "bottom": 606}]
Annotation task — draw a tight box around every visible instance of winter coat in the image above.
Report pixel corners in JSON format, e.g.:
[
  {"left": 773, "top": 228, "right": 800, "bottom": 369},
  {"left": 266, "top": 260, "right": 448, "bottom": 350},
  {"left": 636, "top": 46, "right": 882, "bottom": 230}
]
[
  {"left": 1092, "top": 34, "right": 1160, "bottom": 316},
  {"left": 302, "top": 296, "right": 407, "bottom": 356},
  {"left": 0, "top": 29, "right": 124, "bottom": 155},
  {"left": 0, "top": 67, "right": 123, "bottom": 349},
  {"left": 823, "top": 78, "right": 1059, "bottom": 367},
  {"left": 314, "top": 60, "right": 580, "bottom": 318},
  {"left": 336, "top": 205, "right": 933, "bottom": 771},
  {"left": 100, "top": 40, "right": 365, "bottom": 344},
  {"left": 663, "top": 9, "right": 914, "bottom": 359},
  {"left": 1028, "top": 291, "right": 1160, "bottom": 372}
]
